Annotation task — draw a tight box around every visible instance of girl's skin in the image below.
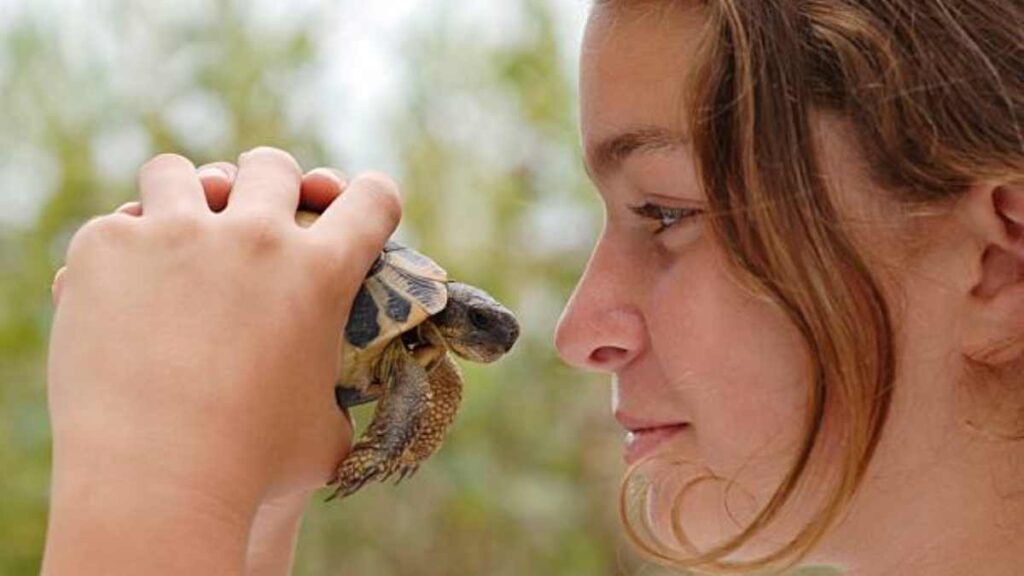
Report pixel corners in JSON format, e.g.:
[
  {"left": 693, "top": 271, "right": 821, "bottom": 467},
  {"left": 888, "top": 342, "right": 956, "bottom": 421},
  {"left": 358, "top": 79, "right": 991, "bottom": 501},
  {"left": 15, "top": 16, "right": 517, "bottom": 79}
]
[
  {"left": 554, "top": 4, "right": 1024, "bottom": 575},
  {"left": 45, "top": 146, "right": 398, "bottom": 576}
]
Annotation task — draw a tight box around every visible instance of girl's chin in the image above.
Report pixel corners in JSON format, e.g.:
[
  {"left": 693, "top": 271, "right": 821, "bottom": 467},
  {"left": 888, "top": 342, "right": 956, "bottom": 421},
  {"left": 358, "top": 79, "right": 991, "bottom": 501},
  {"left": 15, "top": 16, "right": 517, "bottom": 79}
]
[
  {"left": 639, "top": 466, "right": 765, "bottom": 558},
  {"left": 633, "top": 454, "right": 835, "bottom": 564}
]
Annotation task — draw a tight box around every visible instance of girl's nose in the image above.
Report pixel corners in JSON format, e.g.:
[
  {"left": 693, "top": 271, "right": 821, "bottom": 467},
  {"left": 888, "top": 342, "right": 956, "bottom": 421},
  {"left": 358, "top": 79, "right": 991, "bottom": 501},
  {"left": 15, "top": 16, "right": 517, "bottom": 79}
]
[{"left": 554, "top": 240, "right": 646, "bottom": 373}]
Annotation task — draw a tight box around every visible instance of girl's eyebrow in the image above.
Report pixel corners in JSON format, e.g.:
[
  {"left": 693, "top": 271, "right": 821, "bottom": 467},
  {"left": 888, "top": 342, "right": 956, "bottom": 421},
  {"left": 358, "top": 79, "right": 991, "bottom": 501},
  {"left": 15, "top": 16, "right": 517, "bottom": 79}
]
[{"left": 584, "top": 125, "right": 688, "bottom": 180}]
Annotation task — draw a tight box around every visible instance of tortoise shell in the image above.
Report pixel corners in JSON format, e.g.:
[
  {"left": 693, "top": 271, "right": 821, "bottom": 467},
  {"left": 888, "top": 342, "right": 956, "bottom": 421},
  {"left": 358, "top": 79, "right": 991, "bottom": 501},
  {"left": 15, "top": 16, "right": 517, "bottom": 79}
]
[
  {"left": 295, "top": 210, "right": 448, "bottom": 389},
  {"left": 344, "top": 240, "right": 448, "bottom": 348}
]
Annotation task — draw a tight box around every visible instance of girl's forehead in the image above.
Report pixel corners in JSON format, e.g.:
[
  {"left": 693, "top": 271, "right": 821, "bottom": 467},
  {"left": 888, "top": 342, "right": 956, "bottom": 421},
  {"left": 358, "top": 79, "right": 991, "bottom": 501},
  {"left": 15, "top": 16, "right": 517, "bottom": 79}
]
[
  {"left": 583, "top": 1, "right": 705, "bottom": 59},
  {"left": 579, "top": 3, "right": 705, "bottom": 160}
]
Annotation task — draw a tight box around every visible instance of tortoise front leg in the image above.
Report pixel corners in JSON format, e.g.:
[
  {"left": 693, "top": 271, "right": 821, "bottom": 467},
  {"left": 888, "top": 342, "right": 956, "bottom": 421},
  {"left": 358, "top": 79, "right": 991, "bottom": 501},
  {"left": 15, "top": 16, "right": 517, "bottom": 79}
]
[
  {"left": 388, "top": 353, "right": 464, "bottom": 483},
  {"left": 328, "top": 343, "right": 431, "bottom": 500}
]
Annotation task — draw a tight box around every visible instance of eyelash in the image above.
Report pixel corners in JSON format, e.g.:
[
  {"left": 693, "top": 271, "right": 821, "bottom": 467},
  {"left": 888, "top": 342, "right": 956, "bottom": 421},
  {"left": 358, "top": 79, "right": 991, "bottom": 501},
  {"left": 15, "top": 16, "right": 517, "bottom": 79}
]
[{"left": 628, "top": 202, "right": 702, "bottom": 234}]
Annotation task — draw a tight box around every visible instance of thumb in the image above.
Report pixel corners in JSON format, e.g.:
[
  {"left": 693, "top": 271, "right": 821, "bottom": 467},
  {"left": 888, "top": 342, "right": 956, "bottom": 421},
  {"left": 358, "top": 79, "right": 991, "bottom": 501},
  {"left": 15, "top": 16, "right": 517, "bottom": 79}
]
[{"left": 306, "top": 171, "right": 402, "bottom": 295}]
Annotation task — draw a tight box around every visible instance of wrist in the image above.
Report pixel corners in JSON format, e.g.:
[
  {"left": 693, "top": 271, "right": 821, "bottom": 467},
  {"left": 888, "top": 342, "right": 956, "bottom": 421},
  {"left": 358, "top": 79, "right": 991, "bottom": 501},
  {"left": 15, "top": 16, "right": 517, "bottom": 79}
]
[
  {"left": 246, "top": 492, "right": 313, "bottom": 576},
  {"left": 49, "top": 418, "right": 274, "bottom": 509},
  {"left": 43, "top": 456, "right": 260, "bottom": 576}
]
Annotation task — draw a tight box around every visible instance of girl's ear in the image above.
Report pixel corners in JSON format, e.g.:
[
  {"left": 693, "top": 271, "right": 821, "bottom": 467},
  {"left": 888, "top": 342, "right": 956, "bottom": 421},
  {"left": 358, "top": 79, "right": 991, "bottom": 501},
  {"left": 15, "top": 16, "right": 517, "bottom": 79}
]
[
  {"left": 962, "top": 181, "right": 1024, "bottom": 364},
  {"left": 994, "top": 183, "right": 1024, "bottom": 231}
]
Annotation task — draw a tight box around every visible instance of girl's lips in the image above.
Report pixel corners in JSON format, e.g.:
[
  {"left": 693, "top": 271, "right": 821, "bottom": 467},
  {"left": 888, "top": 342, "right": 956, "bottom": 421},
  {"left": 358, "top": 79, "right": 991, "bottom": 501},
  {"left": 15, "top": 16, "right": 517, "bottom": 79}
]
[{"left": 624, "top": 424, "right": 690, "bottom": 465}]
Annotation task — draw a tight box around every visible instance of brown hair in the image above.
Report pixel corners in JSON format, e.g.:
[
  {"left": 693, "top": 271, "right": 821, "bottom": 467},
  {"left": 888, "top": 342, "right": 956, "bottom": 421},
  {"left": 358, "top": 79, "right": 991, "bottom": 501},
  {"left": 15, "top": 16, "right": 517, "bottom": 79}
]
[{"left": 597, "top": 0, "right": 1024, "bottom": 572}]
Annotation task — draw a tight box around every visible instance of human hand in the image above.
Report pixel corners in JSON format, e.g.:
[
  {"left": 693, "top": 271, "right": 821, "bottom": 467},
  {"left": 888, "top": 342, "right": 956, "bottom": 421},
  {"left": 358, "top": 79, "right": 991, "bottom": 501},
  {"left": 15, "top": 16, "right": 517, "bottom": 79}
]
[
  {"left": 156, "top": 159, "right": 354, "bottom": 576},
  {"left": 51, "top": 163, "right": 350, "bottom": 303},
  {"left": 44, "top": 147, "right": 400, "bottom": 575}
]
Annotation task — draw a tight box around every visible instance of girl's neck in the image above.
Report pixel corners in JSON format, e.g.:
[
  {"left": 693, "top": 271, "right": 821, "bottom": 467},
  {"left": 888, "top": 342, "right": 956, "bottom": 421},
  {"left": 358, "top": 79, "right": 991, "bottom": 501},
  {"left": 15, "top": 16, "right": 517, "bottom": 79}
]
[{"left": 829, "top": 435, "right": 1024, "bottom": 575}]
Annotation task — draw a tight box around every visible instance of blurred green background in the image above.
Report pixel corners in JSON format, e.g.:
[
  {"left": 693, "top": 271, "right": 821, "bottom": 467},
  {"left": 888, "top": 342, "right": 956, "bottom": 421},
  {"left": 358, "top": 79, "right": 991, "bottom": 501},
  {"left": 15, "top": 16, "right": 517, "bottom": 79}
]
[{"left": 0, "top": 1, "right": 840, "bottom": 574}]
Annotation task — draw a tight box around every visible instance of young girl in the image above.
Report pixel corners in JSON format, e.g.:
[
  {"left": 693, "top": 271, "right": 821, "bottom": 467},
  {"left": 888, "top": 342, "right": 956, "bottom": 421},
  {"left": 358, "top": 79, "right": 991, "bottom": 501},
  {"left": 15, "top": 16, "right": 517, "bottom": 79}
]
[
  {"left": 44, "top": 1, "right": 1022, "bottom": 575},
  {"left": 555, "top": 2, "right": 1023, "bottom": 574}
]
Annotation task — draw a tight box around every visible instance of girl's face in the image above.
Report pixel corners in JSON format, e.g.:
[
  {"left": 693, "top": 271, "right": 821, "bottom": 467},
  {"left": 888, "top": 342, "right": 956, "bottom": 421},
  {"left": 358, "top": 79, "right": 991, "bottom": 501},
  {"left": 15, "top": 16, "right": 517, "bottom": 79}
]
[
  {"left": 556, "top": 4, "right": 815, "bottom": 552},
  {"left": 555, "top": 3, "right": 981, "bottom": 560}
]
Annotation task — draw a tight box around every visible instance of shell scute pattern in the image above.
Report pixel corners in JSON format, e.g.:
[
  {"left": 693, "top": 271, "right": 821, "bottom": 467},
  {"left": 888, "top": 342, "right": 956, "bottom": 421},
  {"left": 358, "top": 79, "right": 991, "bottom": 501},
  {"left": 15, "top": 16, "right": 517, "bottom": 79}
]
[
  {"left": 345, "top": 286, "right": 382, "bottom": 348},
  {"left": 334, "top": 237, "right": 448, "bottom": 351}
]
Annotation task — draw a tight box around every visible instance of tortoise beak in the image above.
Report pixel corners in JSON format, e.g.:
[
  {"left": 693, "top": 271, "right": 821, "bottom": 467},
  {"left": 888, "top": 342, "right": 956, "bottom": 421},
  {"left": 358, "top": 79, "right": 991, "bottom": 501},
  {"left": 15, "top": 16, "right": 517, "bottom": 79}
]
[
  {"left": 503, "top": 320, "right": 520, "bottom": 353},
  {"left": 482, "top": 315, "right": 519, "bottom": 361}
]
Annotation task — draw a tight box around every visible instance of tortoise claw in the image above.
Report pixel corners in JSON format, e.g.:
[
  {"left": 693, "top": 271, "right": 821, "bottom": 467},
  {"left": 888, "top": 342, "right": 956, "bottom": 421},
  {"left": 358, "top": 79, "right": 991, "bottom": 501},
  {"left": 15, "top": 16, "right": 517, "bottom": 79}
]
[
  {"left": 328, "top": 445, "right": 399, "bottom": 500},
  {"left": 335, "top": 384, "right": 383, "bottom": 409},
  {"left": 327, "top": 475, "right": 373, "bottom": 501},
  {"left": 384, "top": 464, "right": 420, "bottom": 485}
]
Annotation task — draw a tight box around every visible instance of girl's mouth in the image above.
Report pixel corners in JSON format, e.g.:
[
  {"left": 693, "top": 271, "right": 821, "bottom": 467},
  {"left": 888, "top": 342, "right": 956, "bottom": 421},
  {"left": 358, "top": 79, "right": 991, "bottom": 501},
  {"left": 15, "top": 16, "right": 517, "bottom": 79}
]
[{"left": 624, "top": 423, "right": 690, "bottom": 465}]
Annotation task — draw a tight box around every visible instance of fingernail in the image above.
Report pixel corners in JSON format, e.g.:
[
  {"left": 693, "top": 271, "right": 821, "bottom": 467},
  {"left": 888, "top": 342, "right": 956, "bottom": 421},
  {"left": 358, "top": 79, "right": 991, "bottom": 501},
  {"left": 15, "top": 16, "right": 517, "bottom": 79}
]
[
  {"left": 197, "top": 167, "right": 229, "bottom": 180},
  {"left": 51, "top": 267, "right": 66, "bottom": 305},
  {"left": 308, "top": 167, "right": 344, "bottom": 185}
]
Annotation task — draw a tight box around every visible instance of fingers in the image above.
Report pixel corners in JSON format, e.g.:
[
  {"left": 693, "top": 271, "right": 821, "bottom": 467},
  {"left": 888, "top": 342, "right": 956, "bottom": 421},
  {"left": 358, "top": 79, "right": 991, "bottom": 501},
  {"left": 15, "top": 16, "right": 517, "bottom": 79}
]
[
  {"left": 117, "top": 163, "right": 235, "bottom": 218},
  {"left": 197, "top": 162, "right": 238, "bottom": 212},
  {"left": 309, "top": 171, "right": 401, "bottom": 284},
  {"left": 225, "top": 147, "right": 302, "bottom": 220},
  {"left": 115, "top": 201, "right": 142, "bottom": 217},
  {"left": 301, "top": 168, "right": 348, "bottom": 212},
  {"left": 194, "top": 164, "right": 345, "bottom": 213},
  {"left": 138, "top": 154, "right": 208, "bottom": 217},
  {"left": 135, "top": 150, "right": 345, "bottom": 218}
]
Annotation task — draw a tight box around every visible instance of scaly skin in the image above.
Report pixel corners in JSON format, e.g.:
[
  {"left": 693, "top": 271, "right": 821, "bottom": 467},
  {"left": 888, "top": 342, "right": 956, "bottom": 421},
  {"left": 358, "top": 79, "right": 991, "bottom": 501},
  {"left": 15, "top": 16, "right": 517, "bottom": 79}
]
[
  {"left": 387, "top": 353, "right": 464, "bottom": 483},
  {"left": 329, "top": 324, "right": 464, "bottom": 497},
  {"left": 329, "top": 343, "right": 432, "bottom": 500}
]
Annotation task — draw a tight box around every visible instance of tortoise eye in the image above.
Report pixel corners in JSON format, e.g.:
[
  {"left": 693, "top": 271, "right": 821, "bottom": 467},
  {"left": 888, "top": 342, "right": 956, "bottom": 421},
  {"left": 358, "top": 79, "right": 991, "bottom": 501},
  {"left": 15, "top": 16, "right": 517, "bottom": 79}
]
[{"left": 468, "top": 309, "right": 491, "bottom": 331}]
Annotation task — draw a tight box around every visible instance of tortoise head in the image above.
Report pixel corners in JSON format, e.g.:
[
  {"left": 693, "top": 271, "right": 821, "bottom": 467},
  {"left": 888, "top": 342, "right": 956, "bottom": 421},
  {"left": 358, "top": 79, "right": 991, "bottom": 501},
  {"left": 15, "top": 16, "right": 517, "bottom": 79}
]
[{"left": 431, "top": 282, "right": 519, "bottom": 363}]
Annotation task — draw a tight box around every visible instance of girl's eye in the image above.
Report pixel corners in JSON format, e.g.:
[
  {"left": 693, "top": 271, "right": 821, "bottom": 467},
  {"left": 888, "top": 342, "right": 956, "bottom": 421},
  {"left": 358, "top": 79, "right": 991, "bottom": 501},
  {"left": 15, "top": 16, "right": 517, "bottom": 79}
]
[{"left": 628, "top": 202, "right": 702, "bottom": 234}]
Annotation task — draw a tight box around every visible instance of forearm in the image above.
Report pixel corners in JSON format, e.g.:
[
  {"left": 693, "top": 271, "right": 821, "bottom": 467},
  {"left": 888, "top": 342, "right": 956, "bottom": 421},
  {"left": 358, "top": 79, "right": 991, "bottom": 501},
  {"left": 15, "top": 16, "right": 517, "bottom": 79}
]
[{"left": 42, "top": 463, "right": 256, "bottom": 576}]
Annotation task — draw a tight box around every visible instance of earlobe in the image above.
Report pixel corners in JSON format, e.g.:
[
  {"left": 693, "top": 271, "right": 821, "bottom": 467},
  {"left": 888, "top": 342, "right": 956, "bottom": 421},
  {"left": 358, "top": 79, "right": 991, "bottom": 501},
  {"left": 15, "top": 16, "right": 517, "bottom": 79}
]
[
  {"left": 965, "top": 255, "right": 1024, "bottom": 365},
  {"left": 966, "top": 182, "right": 1024, "bottom": 294},
  {"left": 972, "top": 245, "right": 1024, "bottom": 300}
]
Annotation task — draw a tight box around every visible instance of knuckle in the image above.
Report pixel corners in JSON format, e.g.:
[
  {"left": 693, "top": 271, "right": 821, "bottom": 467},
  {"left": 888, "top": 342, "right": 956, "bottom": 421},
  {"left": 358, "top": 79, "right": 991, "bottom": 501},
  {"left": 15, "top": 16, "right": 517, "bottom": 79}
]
[
  {"left": 66, "top": 219, "right": 103, "bottom": 260},
  {"left": 229, "top": 213, "right": 288, "bottom": 253},
  {"left": 141, "top": 153, "right": 195, "bottom": 175},
  {"left": 149, "top": 212, "right": 206, "bottom": 245},
  {"left": 65, "top": 214, "right": 135, "bottom": 263},
  {"left": 358, "top": 170, "right": 399, "bottom": 196},
  {"left": 304, "top": 236, "right": 363, "bottom": 289},
  {"left": 241, "top": 146, "right": 302, "bottom": 180},
  {"left": 307, "top": 234, "right": 340, "bottom": 260},
  {"left": 306, "top": 236, "right": 347, "bottom": 272},
  {"left": 354, "top": 171, "right": 403, "bottom": 225}
]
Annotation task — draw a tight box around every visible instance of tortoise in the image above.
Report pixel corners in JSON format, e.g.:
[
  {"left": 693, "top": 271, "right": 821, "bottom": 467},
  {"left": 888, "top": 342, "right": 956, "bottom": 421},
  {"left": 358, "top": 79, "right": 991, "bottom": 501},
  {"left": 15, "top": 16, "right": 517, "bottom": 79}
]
[{"left": 295, "top": 210, "right": 520, "bottom": 499}]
